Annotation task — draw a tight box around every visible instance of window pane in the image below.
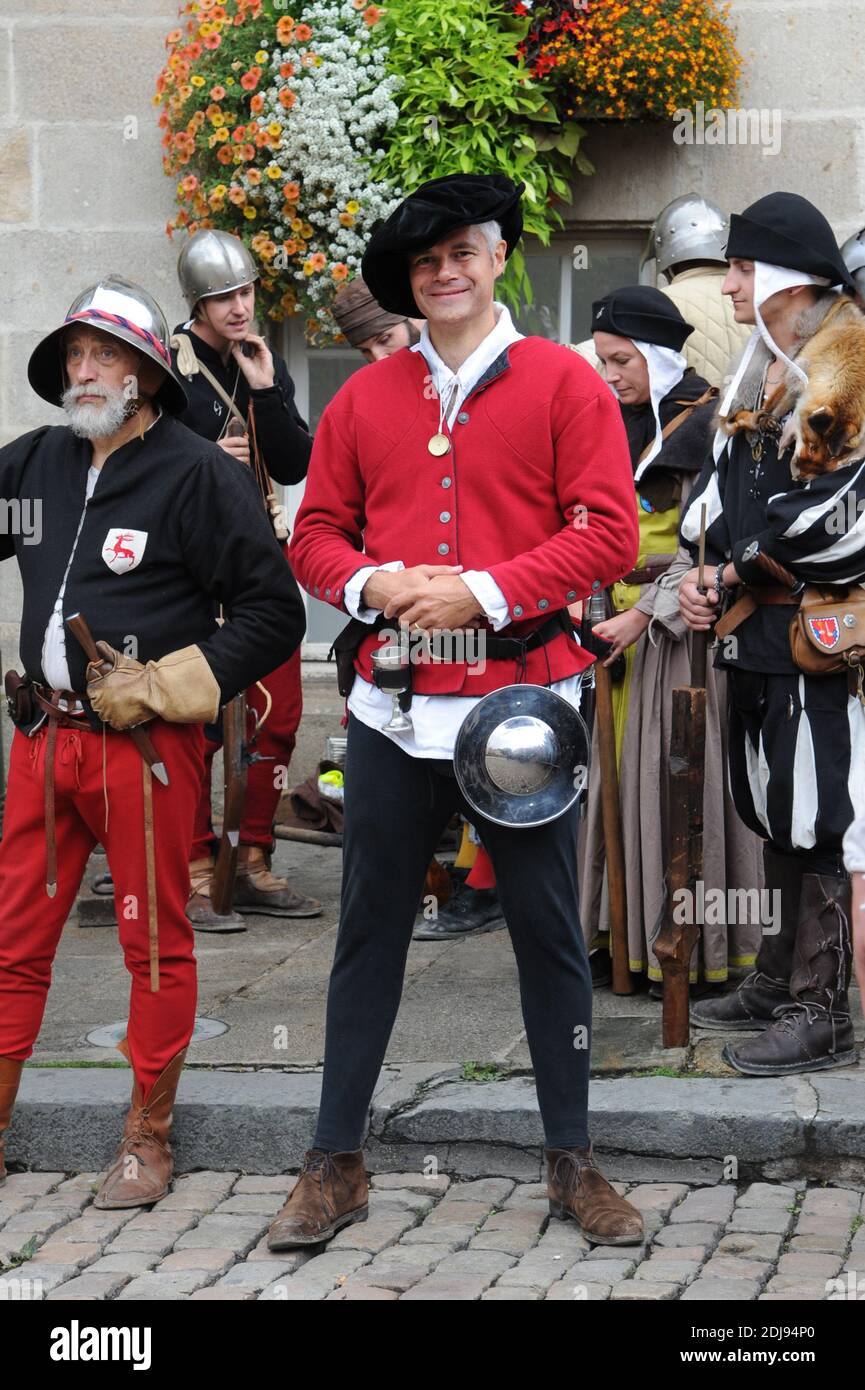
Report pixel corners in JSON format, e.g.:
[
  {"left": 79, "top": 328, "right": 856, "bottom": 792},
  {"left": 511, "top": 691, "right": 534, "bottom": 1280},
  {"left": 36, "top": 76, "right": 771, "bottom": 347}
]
[
  {"left": 308, "top": 351, "right": 364, "bottom": 432},
  {"left": 511, "top": 253, "right": 561, "bottom": 340},
  {"left": 571, "top": 242, "right": 643, "bottom": 344}
]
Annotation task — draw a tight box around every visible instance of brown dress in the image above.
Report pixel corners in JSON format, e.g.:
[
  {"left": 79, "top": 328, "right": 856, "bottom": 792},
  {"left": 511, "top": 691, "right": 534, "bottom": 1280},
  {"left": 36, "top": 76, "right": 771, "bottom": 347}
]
[{"left": 579, "top": 379, "right": 764, "bottom": 983}]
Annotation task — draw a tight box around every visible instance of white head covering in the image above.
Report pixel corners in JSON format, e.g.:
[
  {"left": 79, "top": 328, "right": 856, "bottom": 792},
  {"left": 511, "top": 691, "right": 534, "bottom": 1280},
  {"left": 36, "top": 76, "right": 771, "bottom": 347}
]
[{"left": 612, "top": 340, "right": 688, "bottom": 481}]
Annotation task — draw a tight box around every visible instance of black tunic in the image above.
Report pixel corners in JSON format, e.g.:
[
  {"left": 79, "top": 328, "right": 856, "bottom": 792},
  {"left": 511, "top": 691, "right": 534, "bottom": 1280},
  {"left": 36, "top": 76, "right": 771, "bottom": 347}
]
[
  {"left": 0, "top": 416, "right": 306, "bottom": 728},
  {"left": 171, "top": 323, "right": 312, "bottom": 486}
]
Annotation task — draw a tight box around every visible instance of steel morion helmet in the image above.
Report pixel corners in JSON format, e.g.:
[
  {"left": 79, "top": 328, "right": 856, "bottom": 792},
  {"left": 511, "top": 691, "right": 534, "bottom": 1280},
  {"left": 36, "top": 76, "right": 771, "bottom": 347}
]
[
  {"left": 453, "top": 685, "right": 590, "bottom": 829},
  {"left": 841, "top": 228, "right": 865, "bottom": 299},
  {"left": 177, "top": 229, "right": 259, "bottom": 312},
  {"left": 651, "top": 194, "right": 730, "bottom": 279},
  {"left": 27, "top": 275, "right": 187, "bottom": 415}
]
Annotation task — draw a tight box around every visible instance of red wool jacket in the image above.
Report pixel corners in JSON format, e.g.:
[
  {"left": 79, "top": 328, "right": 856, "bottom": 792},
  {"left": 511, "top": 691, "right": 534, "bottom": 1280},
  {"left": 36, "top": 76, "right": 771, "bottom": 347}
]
[{"left": 289, "top": 336, "right": 639, "bottom": 694}]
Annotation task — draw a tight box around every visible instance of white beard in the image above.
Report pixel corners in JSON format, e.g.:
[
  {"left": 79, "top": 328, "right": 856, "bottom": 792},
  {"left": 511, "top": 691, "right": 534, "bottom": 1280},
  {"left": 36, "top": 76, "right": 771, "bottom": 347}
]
[{"left": 62, "top": 383, "right": 133, "bottom": 440}]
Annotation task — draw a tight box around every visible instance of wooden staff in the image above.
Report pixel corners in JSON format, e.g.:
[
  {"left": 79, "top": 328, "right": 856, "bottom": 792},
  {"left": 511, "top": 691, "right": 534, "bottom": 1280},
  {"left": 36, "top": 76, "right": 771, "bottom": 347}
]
[
  {"left": 654, "top": 505, "right": 709, "bottom": 1045},
  {"left": 586, "top": 592, "right": 633, "bottom": 995}
]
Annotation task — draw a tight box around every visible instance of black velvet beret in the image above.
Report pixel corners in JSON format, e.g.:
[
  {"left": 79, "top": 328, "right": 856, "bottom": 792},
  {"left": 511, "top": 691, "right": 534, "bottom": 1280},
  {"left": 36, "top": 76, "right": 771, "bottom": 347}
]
[
  {"left": 726, "top": 192, "right": 855, "bottom": 293},
  {"left": 591, "top": 285, "right": 694, "bottom": 352},
  {"left": 361, "top": 174, "right": 524, "bottom": 318}
]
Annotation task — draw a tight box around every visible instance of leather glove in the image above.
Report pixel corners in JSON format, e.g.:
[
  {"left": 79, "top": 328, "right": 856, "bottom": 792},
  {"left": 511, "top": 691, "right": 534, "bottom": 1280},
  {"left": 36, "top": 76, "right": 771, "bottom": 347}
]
[{"left": 86, "top": 642, "right": 221, "bottom": 730}]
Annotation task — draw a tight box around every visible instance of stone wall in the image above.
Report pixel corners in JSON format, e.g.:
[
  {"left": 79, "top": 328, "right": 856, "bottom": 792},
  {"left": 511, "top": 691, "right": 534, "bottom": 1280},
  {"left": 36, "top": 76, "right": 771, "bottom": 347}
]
[{"left": 1, "top": 0, "right": 863, "bottom": 665}]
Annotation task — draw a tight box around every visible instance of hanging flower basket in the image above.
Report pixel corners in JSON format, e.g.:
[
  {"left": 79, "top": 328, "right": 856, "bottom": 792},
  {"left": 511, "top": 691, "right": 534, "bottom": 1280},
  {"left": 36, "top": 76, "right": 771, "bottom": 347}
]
[
  {"left": 511, "top": 0, "right": 741, "bottom": 123},
  {"left": 157, "top": 0, "right": 592, "bottom": 342}
]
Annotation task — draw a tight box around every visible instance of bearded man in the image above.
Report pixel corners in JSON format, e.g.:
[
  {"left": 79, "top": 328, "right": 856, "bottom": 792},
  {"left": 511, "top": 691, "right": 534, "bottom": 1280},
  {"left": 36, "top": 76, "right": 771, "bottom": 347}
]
[{"left": 0, "top": 276, "right": 304, "bottom": 1205}]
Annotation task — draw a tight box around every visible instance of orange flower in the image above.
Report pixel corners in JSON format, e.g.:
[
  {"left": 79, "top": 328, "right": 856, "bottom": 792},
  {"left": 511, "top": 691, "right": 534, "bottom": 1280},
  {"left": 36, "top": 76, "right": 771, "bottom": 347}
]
[
  {"left": 279, "top": 89, "right": 296, "bottom": 110},
  {"left": 295, "top": 23, "right": 312, "bottom": 41},
  {"left": 228, "top": 186, "right": 247, "bottom": 206},
  {"left": 331, "top": 263, "right": 349, "bottom": 282},
  {"left": 242, "top": 143, "right": 256, "bottom": 160},
  {"left": 216, "top": 144, "right": 233, "bottom": 164},
  {"left": 167, "top": 28, "right": 182, "bottom": 44},
  {"left": 203, "top": 33, "right": 221, "bottom": 49},
  {"left": 282, "top": 239, "right": 299, "bottom": 256},
  {"left": 276, "top": 15, "right": 295, "bottom": 43},
  {"left": 247, "top": 168, "right": 262, "bottom": 185},
  {"left": 250, "top": 93, "right": 265, "bottom": 114},
  {"left": 232, "top": 125, "right": 247, "bottom": 142},
  {"left": 279, "top": 62, "right": 295, "bottom": 79},
  {"left": 210, "top": 85, "right": 226, "bottom": 100},
  {"left": 282, "top": 181, "right": 300, "bottom": 202},
  {"left": 363, "top": 5, "right": 382, "bottom": 25},
  {"left": 240, "top": 65, "right": 262, "bottom": 91},
  {"left": 309, "top": 251, "right": 326, "bottom": 271}
]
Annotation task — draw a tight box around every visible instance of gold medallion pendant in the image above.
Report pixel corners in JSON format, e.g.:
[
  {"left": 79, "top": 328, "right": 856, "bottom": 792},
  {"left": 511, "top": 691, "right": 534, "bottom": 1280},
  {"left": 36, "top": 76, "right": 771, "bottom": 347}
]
[{"left": 428, "top": 432, "right": 451, "bottom": 456}]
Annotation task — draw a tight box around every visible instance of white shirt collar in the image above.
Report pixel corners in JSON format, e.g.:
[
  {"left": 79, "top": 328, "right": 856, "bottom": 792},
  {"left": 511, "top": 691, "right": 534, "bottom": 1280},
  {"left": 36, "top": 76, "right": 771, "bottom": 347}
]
[{"left": 411, "top": 302, "right": 523, "bottom": 425}]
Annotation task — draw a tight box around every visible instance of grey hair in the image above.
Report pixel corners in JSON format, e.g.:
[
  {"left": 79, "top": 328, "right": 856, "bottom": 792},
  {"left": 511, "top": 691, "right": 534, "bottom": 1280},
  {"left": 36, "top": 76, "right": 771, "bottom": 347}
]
[{"left": 472, "top": 220, "right": 504, "bottom": 258}]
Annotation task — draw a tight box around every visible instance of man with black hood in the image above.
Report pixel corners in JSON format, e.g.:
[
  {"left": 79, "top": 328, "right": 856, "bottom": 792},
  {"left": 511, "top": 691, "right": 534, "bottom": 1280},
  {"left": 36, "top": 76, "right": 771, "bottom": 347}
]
[
  {"left": 266, "top": 173, "right": 644, "bottom": 1251},
  {"left": 680, "top": 192, "right": 865, "bottom": 1075}
]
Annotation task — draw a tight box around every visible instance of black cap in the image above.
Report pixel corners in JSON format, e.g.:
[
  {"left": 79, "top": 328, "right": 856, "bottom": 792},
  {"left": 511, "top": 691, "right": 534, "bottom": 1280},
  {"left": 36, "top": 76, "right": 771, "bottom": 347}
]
[
  {"left": 361, "top": 174, "right": 524, "bottom": 318},
  {"left": 726, "top": 192, "right": 855, "bottom": 293},
  {"left": 591, "top": 285, "right": 694, "bottom": 352}
]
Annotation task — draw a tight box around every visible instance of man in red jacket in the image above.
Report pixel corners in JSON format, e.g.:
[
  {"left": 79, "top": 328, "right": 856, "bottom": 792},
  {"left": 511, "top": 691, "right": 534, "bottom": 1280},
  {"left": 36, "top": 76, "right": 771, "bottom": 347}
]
[{"left": 268, "top": 174, "right": 643, "bottom": 1250}]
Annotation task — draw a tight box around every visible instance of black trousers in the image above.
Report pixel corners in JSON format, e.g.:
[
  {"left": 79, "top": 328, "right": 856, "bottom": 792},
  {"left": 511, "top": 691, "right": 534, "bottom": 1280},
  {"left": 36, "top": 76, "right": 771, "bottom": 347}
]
[
  {"left": 312, "top": 714, "right": 593, "bottom": 1152},
  {"left": 726, "top": 668, "right": 858, "bottom": 875}
]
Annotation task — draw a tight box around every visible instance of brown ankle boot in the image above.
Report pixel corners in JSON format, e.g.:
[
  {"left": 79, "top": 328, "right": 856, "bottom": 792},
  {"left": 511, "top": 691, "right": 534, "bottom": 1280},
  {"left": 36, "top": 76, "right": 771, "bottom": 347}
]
[
  {"left": 0, "top": 1058, "right": 25, "bottom": 1186},
  {"left": 186, "top": 856, "right": 246, "bottom": 933},
  {"left": 267, "top": 1149, "right": 369, "bottom": 1249},
  {"left": 725, "top": 872, "right": 857, "bottom": 1076},
  {"left": 546, "top": 1145, "right": 645, "bottom": 1245},
  {"left": 93, "top": 1040, "right": 187, "bottom": 1209},
  {"left": 233, "top": 846, "right": 322, "bottom": 918}
]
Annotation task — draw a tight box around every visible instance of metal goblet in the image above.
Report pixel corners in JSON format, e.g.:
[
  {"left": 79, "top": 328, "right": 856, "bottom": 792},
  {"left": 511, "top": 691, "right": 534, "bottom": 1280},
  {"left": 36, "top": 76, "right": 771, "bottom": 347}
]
[{"left": 370, "top": 640, "right": 413, "bottom": 734}]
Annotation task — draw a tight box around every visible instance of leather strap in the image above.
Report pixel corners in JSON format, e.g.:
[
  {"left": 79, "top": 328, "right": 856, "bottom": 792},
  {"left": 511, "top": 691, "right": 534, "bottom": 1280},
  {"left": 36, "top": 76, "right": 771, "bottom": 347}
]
[
  {"left": 44, "top": 715, "right": 58, "bottom": 898},
  {"left": 621, "top": 555, "right": 676, "bottom": 586},
  {"left": 142, "top": 762, "right": 160, "bottom": 993},
  {"left": 715, "top": 585, "right": 798, "bottom": 639},
  {"left": 636, "top": 388, "right": 718, "bottom": 466},
  {"left": 33, "top": 686, "right": 90, "bottom": 730}
]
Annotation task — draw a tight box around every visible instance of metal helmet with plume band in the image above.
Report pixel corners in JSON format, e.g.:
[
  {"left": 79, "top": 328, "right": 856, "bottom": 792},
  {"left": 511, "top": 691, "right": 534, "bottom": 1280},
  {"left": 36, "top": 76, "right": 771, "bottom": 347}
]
[
  {"left": 177, "top": 228, "right": 259, "bottom": 311},
  {"left": 27, "top": 275, "right": 187, "bottom": 415}
]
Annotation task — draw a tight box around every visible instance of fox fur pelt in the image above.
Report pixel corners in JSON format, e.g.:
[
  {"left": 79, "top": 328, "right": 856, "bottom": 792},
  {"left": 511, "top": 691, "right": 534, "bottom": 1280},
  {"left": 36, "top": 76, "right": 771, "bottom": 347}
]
[{"left": 723, "top": 293, "right": 865, "bottom": 479}]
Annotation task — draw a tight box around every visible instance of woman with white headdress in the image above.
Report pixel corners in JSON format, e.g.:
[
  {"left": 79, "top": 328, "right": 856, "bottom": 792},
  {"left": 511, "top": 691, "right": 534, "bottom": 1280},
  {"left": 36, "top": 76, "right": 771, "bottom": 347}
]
[{"left": 580, "top": 285, "right": 764, "bottom": 994}]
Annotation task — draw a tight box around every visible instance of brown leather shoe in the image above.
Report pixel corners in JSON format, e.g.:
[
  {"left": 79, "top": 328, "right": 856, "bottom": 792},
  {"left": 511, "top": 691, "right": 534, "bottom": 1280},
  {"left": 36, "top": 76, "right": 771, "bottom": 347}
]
[
  {"left": 546, "top": 1145, "right": 645, "bottom": 1245},
  {"left": 267, "top": 1149, "right": 369, "bottom": 1248},
  {"left": 0, "top": 1058, "right": 25, "bottom": 1186},
  {"left": 92, "top": 1040, "right": 187, "bottom": 1209},
  {"left": 233, "top": 846, "right": 322, "bottom": 918},
  {"left": 186, "top": 856, "right": 246, "bottom": 932}
]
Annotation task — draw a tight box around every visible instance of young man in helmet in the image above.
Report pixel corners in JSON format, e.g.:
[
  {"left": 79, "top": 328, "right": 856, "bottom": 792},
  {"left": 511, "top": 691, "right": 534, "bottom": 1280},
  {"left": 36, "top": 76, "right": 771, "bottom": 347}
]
[
  {"left": 0, "top": 276, "right": 304, "bottom": 1204},
  {"left": 268, "top": 174, "right": 645, "bottom": 1251},
  {"left": 680, "top": 192, "right": 865, "bottom": 1076},
  {"left": 172, "top": 228, "right": 320, "bottom": 929}
]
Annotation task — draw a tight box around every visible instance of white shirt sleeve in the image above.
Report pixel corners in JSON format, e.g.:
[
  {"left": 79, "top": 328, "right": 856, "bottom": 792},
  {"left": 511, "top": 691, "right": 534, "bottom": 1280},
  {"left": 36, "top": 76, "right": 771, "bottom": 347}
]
[
  {"left": 843, "top": 811, "right": 865, "bottom": 873},
  {"left": 343, "top": 560, "right": 405, "bottom": 623},
  {"left": 460, "top": 570, "right": 510, "bottom": 632}
]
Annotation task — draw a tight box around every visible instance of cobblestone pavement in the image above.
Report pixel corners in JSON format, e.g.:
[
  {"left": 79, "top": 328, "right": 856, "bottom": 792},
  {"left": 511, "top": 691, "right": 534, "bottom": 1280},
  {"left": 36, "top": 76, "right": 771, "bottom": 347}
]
[{"left": 2, "top": 1170, "right": 865, "bottom": 1301}]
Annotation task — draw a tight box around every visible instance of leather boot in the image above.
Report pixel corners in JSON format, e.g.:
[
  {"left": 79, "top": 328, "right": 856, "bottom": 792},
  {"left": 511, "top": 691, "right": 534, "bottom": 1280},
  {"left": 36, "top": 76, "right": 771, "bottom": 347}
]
[
  {"left": 233, "top": 846, "right": 322, "bottom": 918},
  {"left": 93, "top": 1040, "right": 187, "bottom": 1208},
  {"left": 413, "top": 880, "right": 505, "bottom": 940},
  {"left": 0, "top": 1058, "right": 24, "bottom": 1186},
  {"left": 186, "top": 856, "right": 246, "bottom": 933},
  {"left": 546, "top": 1144, "right": 644, "bottom": 1245},
  {"left": 725, "top": 872, "right": 857, "bottom": 1076},
  {"left": 690, "top": 844, "right": 803, "bottom": 1031},
  {"left": 267, "top": 1149, "right": 369, "bottom": 1249}
]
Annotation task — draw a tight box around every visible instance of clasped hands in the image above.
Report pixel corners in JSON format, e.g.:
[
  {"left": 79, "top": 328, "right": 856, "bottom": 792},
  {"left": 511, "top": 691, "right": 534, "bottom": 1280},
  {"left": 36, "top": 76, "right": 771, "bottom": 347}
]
[{"left": 362, "top": 564, "right": 483, "bottom": 633}]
